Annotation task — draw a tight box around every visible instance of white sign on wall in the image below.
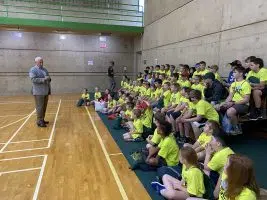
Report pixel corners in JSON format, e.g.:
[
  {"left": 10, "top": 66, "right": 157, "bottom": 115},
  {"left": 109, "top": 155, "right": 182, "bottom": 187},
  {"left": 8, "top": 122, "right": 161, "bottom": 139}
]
[
  {"left": 99, "top": 36, "right": 107, "bottom": 42},
  {"left": 88, "top": 60, "right": 94, "bottom": 65}
]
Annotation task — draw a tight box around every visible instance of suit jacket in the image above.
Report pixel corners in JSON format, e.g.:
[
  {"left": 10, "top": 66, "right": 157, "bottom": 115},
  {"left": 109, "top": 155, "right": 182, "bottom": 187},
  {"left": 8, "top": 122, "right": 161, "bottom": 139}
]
[{"left": 29, "top": 66, "right": 51, "bottom": 95}]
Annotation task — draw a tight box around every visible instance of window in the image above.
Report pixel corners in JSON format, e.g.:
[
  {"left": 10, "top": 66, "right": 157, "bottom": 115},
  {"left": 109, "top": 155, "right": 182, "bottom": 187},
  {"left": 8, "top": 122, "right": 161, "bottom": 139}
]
[{"left": 139, "top": 0, "right": 144, "bottom": 12}]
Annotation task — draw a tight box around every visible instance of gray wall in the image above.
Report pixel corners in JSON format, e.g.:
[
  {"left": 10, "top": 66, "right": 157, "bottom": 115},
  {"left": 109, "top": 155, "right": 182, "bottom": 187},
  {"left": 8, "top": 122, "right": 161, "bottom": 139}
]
[
  {"left": 0, "top": 30, "right": 135, "bottom": 95},
  {"left": 142, "top": 0, "right": 267, "bottom": 76}
]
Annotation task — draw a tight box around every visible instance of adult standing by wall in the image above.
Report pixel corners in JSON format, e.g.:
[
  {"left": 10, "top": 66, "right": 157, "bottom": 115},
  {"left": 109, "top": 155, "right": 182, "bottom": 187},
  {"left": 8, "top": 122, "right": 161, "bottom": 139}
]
[
  {"left": 29, "top": 57, "right": 51, "bottom": 127},
  {"left": 108, "top": 61, "right": 116, "bottom": 92}
]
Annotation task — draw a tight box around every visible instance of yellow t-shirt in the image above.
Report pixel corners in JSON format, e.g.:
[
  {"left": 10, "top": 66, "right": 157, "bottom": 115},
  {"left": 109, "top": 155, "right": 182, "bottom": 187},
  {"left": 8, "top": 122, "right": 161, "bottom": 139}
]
[
  {"left": 246, "top": 67, "right": 267, "bottom": 83},
  {"left": 219, "top": 172, "right": 257, "bottom": 200},
  {"left": 108, "top": 100, "right": 116, "bottom": 109},
  {"left": 182, "top": 165, "right": 205, "bottom": 197},
  {"left": 158, "top": 135, "right": 179, "bottom": 166},
  {"left": 208, "top": 147, "right": 234, "bottom": 175},
  {"left": 145, "top": 88, "right": 152, "bottom": 97},
  {"left": 155, "top": 87, "right": 163, "bottom": 98},
  {"left": 230, "top": 80, "right": 251, "bottom": 103},
  {"left": 151, "top": 128, "right": 162, "bottom": 145},
  {"left": 193, "top": 70, "right": 203, "bottom": 78},
  {"left": 81, "top": 93, "right": 89, "bottom": 100},
  {"left": 133, "top": 86, "right": 139, "bottom": 93},
  {"left": 166, "top": 70, "right": 171, "bottom": 77},
  {"left": 215, "top": 72, "right": 222, "bottom": 82},
  {"left": 200, "top": 69, "right": 210, "bottom": 76},
  {"left": 163, "top": 90, "right": 172, "bottom": 107},
  {"left": 142, "top": 108, "right": 153, "bottom": 128},
  {"left": 197, "top": 132, "right": 212, "bottom": 147},
  {"left": 120, "top": 81, "right": 124, "bottom": 87},
  {"left": 139, "top": 86, "right": 147, "bottom": 96},
  {"left": 117, "top": 97, "right": 124, "bottom": 104},
  {"left": 170, "top": 92, "right": 181, "bottom": 105},
  {"left": 195, "top": 100, "right": 219, "bottom": 123},
  {"left": 159, "top": 69, "right": 165, "bottom": 74},
  {"left": 125, "top": 109, "right": 133, "bottom": 118},
  {"left": 94, "top": 92, "right": 101, "bottom": 100},
  {"left": 150, "top": 90, "right": 156, "bottom": 99},
  {"left": 191, "top": 83, "right": 205, "bottom": 94},
  {"left": 132, "top": 118, "right": 143, "bottom": 139},
  {"left": 177, "top": 80, "right": 191, "bottom": 88}
]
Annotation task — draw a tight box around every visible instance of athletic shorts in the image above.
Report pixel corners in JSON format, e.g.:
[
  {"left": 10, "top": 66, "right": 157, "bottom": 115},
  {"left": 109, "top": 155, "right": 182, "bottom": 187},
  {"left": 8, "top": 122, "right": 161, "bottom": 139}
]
[
  {"left": 232, "top": 104, "right": 249, "bottom": 115},
  {"left": 171, "top": 111, "right": 181, "bottom": 120}
]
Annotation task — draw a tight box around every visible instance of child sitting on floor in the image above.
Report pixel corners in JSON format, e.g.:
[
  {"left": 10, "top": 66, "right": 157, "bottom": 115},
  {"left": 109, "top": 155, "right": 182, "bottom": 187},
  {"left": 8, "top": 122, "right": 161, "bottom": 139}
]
[
  {"left": 77, "top": 88, "right": 90, "bottom": 107},
  {"left": 151, "top": 147, "right": 205, "bottom": 199},
  {"left": 123, "top": 109, "right": 144, "bottom": 141},
  {"left": 184, "top": 120, "right": 219, "bottom": 161}
]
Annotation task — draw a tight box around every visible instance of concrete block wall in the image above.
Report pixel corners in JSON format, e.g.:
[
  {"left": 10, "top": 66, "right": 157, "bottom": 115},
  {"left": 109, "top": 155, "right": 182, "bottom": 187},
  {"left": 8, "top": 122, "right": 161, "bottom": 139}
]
[
  {"left": 0, "top": 30, "right": 135, "bottom": 95},
  {"left": 142, "top": 0, "right": 267, "bottom": 76}
]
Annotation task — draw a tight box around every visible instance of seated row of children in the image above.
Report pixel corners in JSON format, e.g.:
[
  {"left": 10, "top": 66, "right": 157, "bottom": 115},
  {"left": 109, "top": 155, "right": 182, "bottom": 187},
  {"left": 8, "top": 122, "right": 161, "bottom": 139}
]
[{"left": 76, "top": 57, "right": 264, "bottom": 199}]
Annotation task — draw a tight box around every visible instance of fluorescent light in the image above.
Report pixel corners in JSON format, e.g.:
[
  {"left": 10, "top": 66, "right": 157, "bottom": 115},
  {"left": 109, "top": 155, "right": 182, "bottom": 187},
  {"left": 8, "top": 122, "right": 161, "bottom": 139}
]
[{"left": 59, "top": 35, "right": 66, "bottom": 40}]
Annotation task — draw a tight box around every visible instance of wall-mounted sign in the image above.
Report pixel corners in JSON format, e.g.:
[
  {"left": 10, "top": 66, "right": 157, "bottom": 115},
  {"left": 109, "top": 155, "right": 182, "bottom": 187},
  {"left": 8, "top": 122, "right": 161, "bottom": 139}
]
[
  {"left": 99, "top": 36, "right": 106, "bottom": 42},
  {"left": 100, "top": 43, "right": 107, "bottom": 48},
  {"left": 88, "top": 60, "right": 94, "bottom": 65}
]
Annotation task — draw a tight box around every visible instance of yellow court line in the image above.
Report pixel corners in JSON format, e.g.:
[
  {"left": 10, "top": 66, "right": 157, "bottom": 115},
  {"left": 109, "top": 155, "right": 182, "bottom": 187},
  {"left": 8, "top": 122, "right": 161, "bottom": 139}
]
[{"left": 85, "top": 107, "right": 128, "bottom": 200}]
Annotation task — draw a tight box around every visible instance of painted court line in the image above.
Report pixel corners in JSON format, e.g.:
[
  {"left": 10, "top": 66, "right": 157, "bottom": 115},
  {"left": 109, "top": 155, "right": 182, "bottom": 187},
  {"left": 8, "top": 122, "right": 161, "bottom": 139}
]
[
  {"left": 0, "top": 167, "right": 41, "bottom": 175},
  {"left": 109, "top": 153, "right": 123, "bottom": 156},
  {"left": 85, "top": 107, "right": 128, "bottom": 200},
  {"left": 48, "top": 99, "right": 61, "bottom": 148},
  {"left": 0, "top": 109, "right": 36, "bottom": 153},
  {"left": 32, "top": 155, "right": 48, "bottom": 200},
  {"left": 0, "top": 139, "right": 49, "bottom": 145},
  {"left": 0, "top": 100, "right": 59, "bottom": 105},
  {"left": 0, "top": 99, "right": 60, "bottom": 153},
  {"left": 0, "top": 114, "right": 28, "bottom": 118},
  {"left": 0, "top": 115, "right": 28, "bottom": 129},
  {"left": 0, "top": 154, "right": 45, "bottom": 161}
]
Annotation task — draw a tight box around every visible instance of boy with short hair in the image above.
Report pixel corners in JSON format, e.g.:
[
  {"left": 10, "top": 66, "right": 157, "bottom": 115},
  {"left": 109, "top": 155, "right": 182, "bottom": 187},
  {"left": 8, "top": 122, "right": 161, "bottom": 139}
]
[
  {"left": 246, "top": 57, "right": 267, "bottom": 120},
  {"left": 217, "top": 65, "right": 251, "bottom": 134}
]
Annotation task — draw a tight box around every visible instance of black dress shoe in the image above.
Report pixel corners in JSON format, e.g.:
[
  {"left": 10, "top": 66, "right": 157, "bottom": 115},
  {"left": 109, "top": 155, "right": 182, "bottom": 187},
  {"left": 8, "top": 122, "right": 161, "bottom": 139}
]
[
  {"left": 37, "top": 122, "right": 47, "bottom": 127},
  {"left": 43, "top": 120, "right": 49, "bottom": 124}
]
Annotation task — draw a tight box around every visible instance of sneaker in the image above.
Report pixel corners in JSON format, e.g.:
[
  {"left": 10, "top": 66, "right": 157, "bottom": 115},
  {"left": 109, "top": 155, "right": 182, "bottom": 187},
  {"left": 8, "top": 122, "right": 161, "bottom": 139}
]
[
  {"left": 249, "top": 112, "right": 263, "bottom": 120},
  {"left": 151, "top": 181, "right": 166, "bottom": 194}
]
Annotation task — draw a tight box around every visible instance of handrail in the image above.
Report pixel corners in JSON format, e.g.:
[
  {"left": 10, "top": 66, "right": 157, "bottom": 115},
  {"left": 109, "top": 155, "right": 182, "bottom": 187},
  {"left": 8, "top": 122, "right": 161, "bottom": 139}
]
[
  {"left": 6, "top": 0, "right": 141, "bottom": 8},
  {"left": 0, "top": 10, "right": 143, "bottom": 23},
  {"left": 3, "top": 4, "right": 143, "bottom": 18},
  {"left": 4, "top": 0, "right": 144, "bottom": 13},
  {"left": 1, "top": 0, "right": 144, "bottom": 27}
]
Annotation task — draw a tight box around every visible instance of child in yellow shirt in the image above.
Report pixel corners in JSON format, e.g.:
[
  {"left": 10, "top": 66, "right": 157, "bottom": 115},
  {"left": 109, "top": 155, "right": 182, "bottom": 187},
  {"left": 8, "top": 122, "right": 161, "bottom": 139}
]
[
  {"left": 123, "top": 109, "right": 144, "bottom": 141},
  {"left": 77, "top": 88, "right": 90, "bottom": 107},
  {"left": 151, "top": 147, "right": 205, "bottom": 199},
  {"left": 184, "top": 120, "right": 219, "bottom": 161}
]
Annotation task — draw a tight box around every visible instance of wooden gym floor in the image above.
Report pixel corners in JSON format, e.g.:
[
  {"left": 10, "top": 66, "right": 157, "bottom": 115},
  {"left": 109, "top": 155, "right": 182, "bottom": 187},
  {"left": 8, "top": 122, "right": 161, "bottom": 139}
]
[{"left": 0, "top": 95, "right": 151, "bottom": 200}]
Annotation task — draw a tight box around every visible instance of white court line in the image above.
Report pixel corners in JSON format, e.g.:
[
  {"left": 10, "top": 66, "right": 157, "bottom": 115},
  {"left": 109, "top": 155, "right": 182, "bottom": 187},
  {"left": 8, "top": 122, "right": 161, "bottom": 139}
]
[
  {"left": 0, "top": 115, "right": 28, "bottom": 129},
  {"left": 85, "top": 107, "right": 128, "bottom": 200},
  {"left": 109, "top": 153, "right": 123, "bottom": 156},
  {"left": 0, "top": 154, "right": 45, "bottom": 161},
  {"left": 0, "top": 114, "right": 28, "bottom": 118},
  {"left": 47, "top": 99, "right": 61, "bottom": 148},
  {"left": 0, "top": 109, "right": 36, "bottom": 153},
  {"left": 2, "top": 147, "right": 49, "bottom": 153},
  {"left": 0, "top": 100, "right": 59, "bottom": 105},
  {"left": 0, "top": 167, "right": 41, "bottom": 175},
  {"left": 32, "top": 154, "right": 48, "bottom": 200},
  {"left": 0, "top": 113, "right": 55, "bottom": 118},
  {"left": 0, "top": 139, "right": 49, "bottom": 145},
  {"left": 0, "top": 99, "right": 60, "bottom": 153}
]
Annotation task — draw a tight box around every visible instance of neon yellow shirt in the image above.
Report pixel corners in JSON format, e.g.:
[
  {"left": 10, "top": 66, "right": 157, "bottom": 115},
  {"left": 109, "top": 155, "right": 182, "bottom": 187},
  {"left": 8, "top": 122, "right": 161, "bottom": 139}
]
[
  {"left": 182, "top": 165, "right": 205, "bottom": 197},
  {"left": 81, "top": 93, "right": 89, "bottom": 100},
  {"left": 195, "top": 100, "right": 219, "bottom": 123},
  {"left": 151, "top": 128, "right": 161, "bottom": 144},
  {"left": 163, "top": 90, "right": 172, "bottom": 107},
  {"left": 132, "top": 118, "right": 143, "bottom": 139},
  {"left": 158, "top": 135, "right": 179, "bottom": 166},
  {"left": 208, "top": 147, "right": 234, "bottom": 175},
  {"left": 94, "top": 92, "right": 101, "bottom": 100},
  {"left": 246, "top": 67, "right": 267, "bottom": 82},
  {"left": 197, "top": 132, "right": 212, "bottom": 147},
  {"left": 230, "top": 80, "right": 251, "bottom": 103}
]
